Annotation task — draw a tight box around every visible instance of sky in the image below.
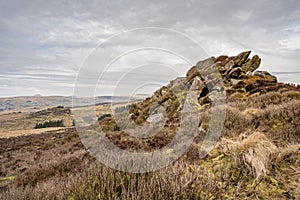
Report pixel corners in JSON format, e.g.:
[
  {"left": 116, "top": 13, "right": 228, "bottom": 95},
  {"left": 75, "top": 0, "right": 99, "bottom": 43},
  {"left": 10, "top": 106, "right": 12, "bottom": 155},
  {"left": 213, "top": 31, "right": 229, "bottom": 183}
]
[{"left": 0, "top": 0, "right": 299, "bottom": 97}]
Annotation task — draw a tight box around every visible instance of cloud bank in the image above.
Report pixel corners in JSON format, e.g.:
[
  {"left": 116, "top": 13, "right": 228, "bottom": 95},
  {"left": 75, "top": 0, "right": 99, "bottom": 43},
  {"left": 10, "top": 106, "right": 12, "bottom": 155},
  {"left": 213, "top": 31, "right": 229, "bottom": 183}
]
[{"left": 0, "top": 0, "right": 299, "bottom": 97}]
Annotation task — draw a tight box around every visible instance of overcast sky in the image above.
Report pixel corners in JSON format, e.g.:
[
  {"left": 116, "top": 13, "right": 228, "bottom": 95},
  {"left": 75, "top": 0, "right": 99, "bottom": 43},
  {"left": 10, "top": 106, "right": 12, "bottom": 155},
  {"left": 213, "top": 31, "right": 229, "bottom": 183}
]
[{"left": 0, "top": 0, "right": 299, "bottom": 97}]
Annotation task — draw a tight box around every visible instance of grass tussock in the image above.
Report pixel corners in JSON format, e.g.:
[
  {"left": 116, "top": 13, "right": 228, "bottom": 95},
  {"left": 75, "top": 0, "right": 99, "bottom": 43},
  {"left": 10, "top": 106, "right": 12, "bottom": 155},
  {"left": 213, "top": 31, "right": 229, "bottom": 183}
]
[
  {"left": 219, "top": 132, "right": 278, "bottom": 179},
  {"left": 2, "top": 162, "right": 221, "bottom": 200}
]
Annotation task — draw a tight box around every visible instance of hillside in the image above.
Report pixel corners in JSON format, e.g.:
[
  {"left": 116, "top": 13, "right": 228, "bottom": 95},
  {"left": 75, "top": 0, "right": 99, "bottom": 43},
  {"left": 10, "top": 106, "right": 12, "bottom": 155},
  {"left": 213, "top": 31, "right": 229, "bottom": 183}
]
[
  {"left": 1, "top": 51, "right": 299, "bottom": 199},
  {"left": 91, "top": 51, "right": 300, "bottom": 198}
]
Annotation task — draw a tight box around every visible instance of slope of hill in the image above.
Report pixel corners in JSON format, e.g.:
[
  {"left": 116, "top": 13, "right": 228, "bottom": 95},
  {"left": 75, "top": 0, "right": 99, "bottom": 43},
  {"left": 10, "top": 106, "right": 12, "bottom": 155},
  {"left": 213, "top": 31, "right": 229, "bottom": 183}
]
[
  {"left": 97, "top": 51, "right": 300, "bottom": 198},
  {"left": 1, "top": 51, "right": 299, "bottom": 199}
]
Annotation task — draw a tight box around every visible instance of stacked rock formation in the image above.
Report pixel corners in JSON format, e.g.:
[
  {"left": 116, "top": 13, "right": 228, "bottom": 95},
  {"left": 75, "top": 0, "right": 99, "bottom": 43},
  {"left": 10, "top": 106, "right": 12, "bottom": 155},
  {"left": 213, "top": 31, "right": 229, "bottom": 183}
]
[
  {"left": 128, "top": 51, "right": 299, "bottom": 125},
  {"left": 216, "top": 51, "right": 261, "bottom": 78}
]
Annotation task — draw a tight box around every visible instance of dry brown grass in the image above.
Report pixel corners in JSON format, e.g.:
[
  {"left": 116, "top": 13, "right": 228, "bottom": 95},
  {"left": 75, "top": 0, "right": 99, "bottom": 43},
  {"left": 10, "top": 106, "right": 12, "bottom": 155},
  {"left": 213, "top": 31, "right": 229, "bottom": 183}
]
[
  {"left": 262, "top": 100, "right": 300, "bottom": 145},
  {"left": 1, "top": 161, "right": 221, "bottom": 200},
  {"left": 0, "top": 107, "right": 74, "bottom": 131},
  {"left": 228, "top": 91, "right": 300, "bottom": 110},
  {"left": 219, "top": 132, "right": 278, "bottom": 179},
  {"left": 0, "top": 127, "right": 69, "bottom": 138}
]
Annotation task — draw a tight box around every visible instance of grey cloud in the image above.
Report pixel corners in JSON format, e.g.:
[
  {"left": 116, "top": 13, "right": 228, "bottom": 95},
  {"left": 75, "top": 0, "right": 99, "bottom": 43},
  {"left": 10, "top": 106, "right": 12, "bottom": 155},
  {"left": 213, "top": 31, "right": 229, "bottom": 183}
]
[{"left": 0, "top": 0, "right": 299, "bottom": 97}]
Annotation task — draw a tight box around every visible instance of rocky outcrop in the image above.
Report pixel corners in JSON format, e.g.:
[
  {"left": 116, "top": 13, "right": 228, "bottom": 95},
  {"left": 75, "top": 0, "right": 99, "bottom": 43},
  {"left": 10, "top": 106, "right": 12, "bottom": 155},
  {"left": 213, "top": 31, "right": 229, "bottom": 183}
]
[
  {"left": 216, "top": 51, "right": 262, "bottom": 80},
  {"left": 95, "top": 51, "right": 300, "bottom": 199},
  {"left": 126, "top": 51, "right": 300, "bottom": 127},
  {"left": 100, "top": 51, "right": 300, "bottom": 142}
]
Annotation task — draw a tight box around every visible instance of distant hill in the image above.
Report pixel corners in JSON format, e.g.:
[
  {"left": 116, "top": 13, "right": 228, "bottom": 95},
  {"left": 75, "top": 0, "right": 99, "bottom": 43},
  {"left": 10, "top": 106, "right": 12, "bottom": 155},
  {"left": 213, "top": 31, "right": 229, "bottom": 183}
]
[{"left": 0, "top": 95, "right": 148, "bottom": 112}]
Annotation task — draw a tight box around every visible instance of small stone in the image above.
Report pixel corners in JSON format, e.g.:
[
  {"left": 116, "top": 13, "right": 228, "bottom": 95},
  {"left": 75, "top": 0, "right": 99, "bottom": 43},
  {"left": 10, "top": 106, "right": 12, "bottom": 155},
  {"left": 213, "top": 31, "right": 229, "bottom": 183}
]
[{"left": 231, "top": 79, "right": 246, "bottom": 89}]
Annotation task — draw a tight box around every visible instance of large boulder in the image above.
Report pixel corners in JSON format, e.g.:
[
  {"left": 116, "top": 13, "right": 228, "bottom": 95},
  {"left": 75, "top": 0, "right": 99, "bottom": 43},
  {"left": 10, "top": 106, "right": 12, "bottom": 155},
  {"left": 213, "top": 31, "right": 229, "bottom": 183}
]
[
  {"left": 253, "top": 71, "right": 277, "bottom": 82},
  {"left": 233, "top": 51, "right": 251, "bottom": 65},
  {"left": 195, "top": 57, "right": 215, "bottom": 70},
  {"left": 241, "top": 55, "right": 261, "bottom": 72}
]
